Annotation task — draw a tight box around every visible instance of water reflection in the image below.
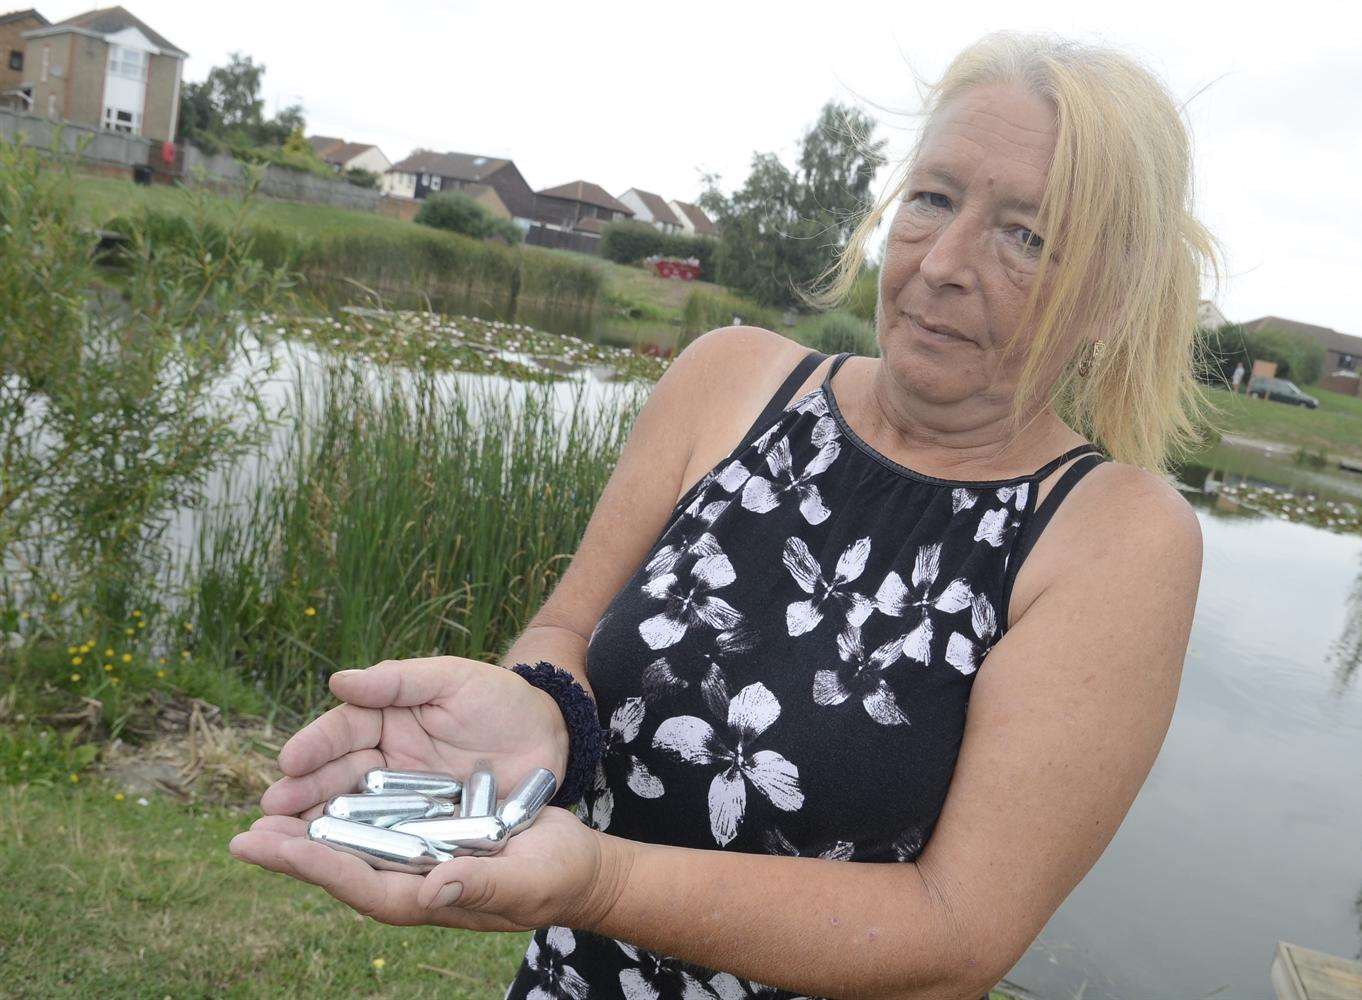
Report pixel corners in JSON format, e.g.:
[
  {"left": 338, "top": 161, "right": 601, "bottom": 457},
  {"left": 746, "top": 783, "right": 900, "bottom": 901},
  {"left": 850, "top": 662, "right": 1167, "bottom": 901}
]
[{"left": 998, "top": 446, "right": 1362, "bottom": 999}]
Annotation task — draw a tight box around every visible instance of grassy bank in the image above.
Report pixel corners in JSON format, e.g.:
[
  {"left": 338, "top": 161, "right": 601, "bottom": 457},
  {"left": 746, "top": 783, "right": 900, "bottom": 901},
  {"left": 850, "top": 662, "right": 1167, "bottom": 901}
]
[
  {"left": 0, "top": 782, "right": 531, "bottom": 997},
  {"left": 1200, "top": 384, "right": 1362, "bottom": 461}
]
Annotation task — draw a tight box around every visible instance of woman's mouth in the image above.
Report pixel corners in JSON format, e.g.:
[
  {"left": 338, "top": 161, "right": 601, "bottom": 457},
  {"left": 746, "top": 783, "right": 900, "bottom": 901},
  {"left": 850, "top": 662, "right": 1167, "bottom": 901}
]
[{"left": 905, "top": 312, "right": 969, "bottom": 345}]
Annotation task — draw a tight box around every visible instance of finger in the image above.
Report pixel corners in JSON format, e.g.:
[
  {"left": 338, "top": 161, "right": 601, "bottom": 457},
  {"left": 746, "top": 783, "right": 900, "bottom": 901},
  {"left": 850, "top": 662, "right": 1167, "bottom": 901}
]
[
  {"left": 418, "top": 856, "right": 508, "bottom": 912},
  {"left": 328, "top": 657, "right": 476, "bottom": 710},
  {"left": 275, "top": 836, "right": 424, "bottom": 924},
  {"left": 261, "top": 748, "right": 386, "bottom": 815},
  {"left": 277, "top": 702, "right": 382, "bottom": 778},
  {"left": 251, "top": 814, "right": 310, "bottom": 836},
  {"left": 229, "top": 828, "right": 302, "bottom": 876}
]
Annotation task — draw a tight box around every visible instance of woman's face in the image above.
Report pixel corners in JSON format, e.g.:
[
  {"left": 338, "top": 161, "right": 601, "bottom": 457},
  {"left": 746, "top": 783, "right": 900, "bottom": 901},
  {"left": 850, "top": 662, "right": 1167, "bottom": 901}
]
[{"left": 877, "top": 82, "right": 1064, "bottom": 405}]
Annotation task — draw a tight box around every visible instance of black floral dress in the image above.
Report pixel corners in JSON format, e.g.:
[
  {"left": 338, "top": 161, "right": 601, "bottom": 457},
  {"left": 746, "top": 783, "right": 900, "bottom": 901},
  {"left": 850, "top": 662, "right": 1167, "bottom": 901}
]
[{"left": 503, "top": 350, "right": 1106, "bottom": 1000}]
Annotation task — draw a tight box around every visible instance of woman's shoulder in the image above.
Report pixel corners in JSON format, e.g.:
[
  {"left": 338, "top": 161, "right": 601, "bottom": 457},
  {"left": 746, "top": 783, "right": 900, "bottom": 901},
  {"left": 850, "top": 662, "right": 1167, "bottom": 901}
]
[{"left": 1079, "top": 459, "right": 1202, "bottom": 547}]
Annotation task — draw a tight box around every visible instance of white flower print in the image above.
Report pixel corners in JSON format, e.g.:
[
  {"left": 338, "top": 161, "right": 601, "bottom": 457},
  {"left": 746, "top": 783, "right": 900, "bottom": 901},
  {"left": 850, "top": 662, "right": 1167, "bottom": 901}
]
[
  {"left": 764, "top": 825, "right": 855, "bottom": 861},
  {"left": 782, "top": 535, "right": 875, "bottom": 637},
  {"left": 740, "top": 433, "right": 839, "bottom": 525},
  {"left": 872, "top": 542, "right": 974, "bottom": 665},
  {"left": 523, "top": 925, "right": 590, "bottom": 1000},
  {"left": 652, "top": 682, "right": 804, "bottom": 847},
  {"left": 951, "top": 487, "right": 977, "bottom": 514},
  {"left": 641, "top": 620, "right": 761, "bottom": 720},
  {"left": 584, "top": 697, "right": 666, "bottom": 832},
  {"left": 638, "top": 550, "right": 744, "bottom": 650},
  {"left": 811, "top": 621, "right": 911, "bottom": 725},
  {"left": 648, "top": 502, "right": 731, "bottom": 578},
  {"left": 974, "top": 481, "right": 1029, "bottom": 547},
  {"left": 891, "top": 827, "right": 926, "bottom": 861},
  {"left": 616, "top": 940, "right": 721, "bottom": 1000},
  {"left": 709, "top": 971, "right": 814, "bottom": 999},
  {"left": 945, "top": 592, "right": 998, "bottom": 676},
  {"left": 580, "top": 759, "right": 612, "bottom": 831}
]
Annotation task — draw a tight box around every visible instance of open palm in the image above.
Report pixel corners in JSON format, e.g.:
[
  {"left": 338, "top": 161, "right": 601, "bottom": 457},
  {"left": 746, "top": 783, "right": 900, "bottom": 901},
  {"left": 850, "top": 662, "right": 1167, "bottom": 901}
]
[{"left": 259, "top": 656, "right": 570, "bottom": 820}]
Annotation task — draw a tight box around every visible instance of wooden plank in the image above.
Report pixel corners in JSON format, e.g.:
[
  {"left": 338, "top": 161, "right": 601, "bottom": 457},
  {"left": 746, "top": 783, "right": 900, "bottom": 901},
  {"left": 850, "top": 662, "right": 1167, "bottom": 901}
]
[{"left": 1270, "top": 940, "right": 1362, "bottom": 999}]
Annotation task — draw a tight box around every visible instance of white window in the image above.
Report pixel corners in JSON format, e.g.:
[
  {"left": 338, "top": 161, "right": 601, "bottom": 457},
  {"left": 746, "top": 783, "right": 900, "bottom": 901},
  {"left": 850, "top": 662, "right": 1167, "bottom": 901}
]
[
  {"left": 102, "top": 105, "right": 141, "bottom": 135},
  {"left": 41, "top": 45, "right": 49, "bottom": 82},
  {"left": 109, "top": 46, "right": 147, "bottom": 80},
  {"left": 46, "top": 93, "right": 56, "bottom": 117},
  {"left": 431, "top": 175, "right": 441, "bottom": 191}
]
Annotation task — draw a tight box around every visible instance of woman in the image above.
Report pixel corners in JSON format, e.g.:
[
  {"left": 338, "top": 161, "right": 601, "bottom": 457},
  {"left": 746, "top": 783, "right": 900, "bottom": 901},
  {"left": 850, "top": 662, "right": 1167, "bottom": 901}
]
[{"left": 230, "top": 30, "right": 1217, "bottom": 1000}]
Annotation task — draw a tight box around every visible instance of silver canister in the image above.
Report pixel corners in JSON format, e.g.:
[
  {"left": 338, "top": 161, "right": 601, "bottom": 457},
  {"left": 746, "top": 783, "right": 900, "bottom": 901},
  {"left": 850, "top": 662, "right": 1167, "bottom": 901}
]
[
  {"left": 325, "top": 792, "right": 457, "bottom": 828},
  {"left": 460, "top": 763, "right": 497, "bottom": 818},
  {"left": 361, "top": 768, "right": 463, "bottom": 800},
  {"left": 390, "top": 814, "right": 510, "bottom": 856},
  {"left": 497, "top": 767, "right": 557, "bottom": 837},
  {"left": 307, "top": 815, "right": 453, "bottom": 873}
]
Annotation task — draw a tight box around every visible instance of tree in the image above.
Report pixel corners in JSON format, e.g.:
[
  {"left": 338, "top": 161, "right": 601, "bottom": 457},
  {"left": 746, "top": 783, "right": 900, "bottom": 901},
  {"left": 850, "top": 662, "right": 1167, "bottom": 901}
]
[
  {"left": 175, "top": 52, "right": 309, "bottom": 153},
  {"left": 703, "top": 100, "right": 886, "bottom": 309}
]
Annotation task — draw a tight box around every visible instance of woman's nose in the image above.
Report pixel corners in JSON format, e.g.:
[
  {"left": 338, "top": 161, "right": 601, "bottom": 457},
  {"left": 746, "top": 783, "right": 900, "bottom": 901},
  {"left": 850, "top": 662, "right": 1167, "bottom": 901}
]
[{"left": 917, "top": 215, "right": 978, "bottom": 291}]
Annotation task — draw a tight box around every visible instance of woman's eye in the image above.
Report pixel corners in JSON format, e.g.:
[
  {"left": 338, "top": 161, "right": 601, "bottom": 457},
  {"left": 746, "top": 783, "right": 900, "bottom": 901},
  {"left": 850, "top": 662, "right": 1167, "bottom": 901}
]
[
  {"left": 915, "top": 191, "right": 950, "bottom": 209},
  {"left": 1014, "top": 227, "right": 1044, "bottom": 254}
]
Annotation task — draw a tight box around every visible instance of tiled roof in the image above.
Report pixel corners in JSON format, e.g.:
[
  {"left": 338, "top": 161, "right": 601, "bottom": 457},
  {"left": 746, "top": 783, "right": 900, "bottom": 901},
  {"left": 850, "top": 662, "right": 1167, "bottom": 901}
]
[
  {"left": 35, "top": 5, "right": 186, "bottom": 57},
  {"left": 322, "top": 141, "right": 379, "bottom": 167},
  {"left": 623, "top": 188, "right": 680, "bottom": 226},
  {"left": 671, "top": 199, "right": 716, "bottom": 235},
  {"left": 536, "top": 180, "right": 632, "bottom": 216},
  {"left": 0, "top": 9, "right": 48, "bottom": 27},
  {"left": 1242, "top": 316, "right": 1362, "bottom": 356},
  {"left": 389, "top": 149, "right": 509, "bottom": 182}
]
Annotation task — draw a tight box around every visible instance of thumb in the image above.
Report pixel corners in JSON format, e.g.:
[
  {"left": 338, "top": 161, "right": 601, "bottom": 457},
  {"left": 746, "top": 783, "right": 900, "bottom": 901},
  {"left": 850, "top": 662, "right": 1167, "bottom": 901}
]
[
  {"left": 419, "top": 857, "right": 498, "bottom": 911},
  {"left": 329, "top": 657, "right": 469, "bottom": 708}
]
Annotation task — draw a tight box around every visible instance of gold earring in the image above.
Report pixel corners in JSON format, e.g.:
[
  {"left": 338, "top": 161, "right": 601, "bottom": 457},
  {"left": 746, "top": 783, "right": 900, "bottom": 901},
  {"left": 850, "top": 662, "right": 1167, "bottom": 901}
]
[{"left": 1077, "top": 338, "right": 1105, "bottom": 377}]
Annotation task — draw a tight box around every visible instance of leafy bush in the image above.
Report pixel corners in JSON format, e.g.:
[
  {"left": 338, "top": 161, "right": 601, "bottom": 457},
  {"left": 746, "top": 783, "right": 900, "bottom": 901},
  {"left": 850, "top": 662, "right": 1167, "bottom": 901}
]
[
  {"left": 343, "top": 167, "right": 380, "bottom": 189},
  {"left": 415, "top": 190, "right": 522, "bottom": 244},
  {"left": 600, "top": 220, "right": 717, "bottom": 281},
  {"left": 844, "top": 266, "right": 879, "bottom": 323},
  {"left": 1246, "top": 325, "right": 1326, "bottom": 385}
]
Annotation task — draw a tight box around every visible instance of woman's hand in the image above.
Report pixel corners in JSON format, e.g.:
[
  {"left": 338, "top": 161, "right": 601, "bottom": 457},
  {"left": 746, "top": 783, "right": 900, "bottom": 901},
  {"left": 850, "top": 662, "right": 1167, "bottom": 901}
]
[
  {"left": 229, "top": 802, "right": 630, "bottom": 932},
  {"left": 256, "top": 656, "right": 570, "bottom": 821}
]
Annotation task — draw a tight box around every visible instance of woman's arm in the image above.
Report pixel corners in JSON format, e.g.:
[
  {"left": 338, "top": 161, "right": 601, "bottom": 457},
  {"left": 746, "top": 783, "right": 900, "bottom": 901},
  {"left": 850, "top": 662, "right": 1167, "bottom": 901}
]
[{"left": 561, "top": 464, "right": 1203, "bottom": 1000}]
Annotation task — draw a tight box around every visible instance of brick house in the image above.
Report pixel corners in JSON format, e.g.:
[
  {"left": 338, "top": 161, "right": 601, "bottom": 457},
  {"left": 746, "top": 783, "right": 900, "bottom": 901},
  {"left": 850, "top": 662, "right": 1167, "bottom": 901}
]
[
  {"left": 530, "top": 180, "right": 634, "bottom": 253},
  {"left": 1241, "top": 315, "right": 1362, "bottom": 375},
  {"left": 20, "top": 5, "right": 186, "bottom": 142},
  {"left": 306, "top": 135, "right": 391, "bottom": 176},
  {"left": 617, "top": 187, "right": 682, "bottom": 235},
  {"left": 385, "top": 149, "right": 537, "bottom": 230},
  {"left": 0, "top": 8, "right": 47, "bottom": 111}
]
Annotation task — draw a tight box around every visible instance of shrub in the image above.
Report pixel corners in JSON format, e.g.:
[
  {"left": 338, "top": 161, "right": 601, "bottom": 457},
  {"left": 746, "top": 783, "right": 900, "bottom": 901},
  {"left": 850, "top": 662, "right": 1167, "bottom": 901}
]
[
  {"left": 1246, "top": 326, "right": 1326, "bottom": 385},
  {"left": 601, "top": 220, "right": 718, "bottom": 281},
  {"left": 415, "top": 191, "right": 502, "bottom": 240},
  {"left": 678, "top": 288, "right": 783, "bottom": 350}
]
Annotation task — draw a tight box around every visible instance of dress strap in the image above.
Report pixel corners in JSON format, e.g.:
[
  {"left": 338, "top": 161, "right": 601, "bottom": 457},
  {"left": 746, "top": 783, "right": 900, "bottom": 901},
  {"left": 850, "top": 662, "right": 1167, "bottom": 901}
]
[
  {"left": 1026, "top": 442, "right": 1106, "bottom": 480},
  {"left": 999, "top": 450, "right": 1107, "bottom": 629},
  {"left": 736, "top": 348, "right": 828, "bottom": 445}
]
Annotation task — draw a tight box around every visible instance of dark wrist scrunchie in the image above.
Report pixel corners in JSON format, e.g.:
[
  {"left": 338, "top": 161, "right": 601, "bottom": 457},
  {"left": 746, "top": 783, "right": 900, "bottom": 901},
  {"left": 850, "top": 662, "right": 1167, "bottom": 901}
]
[{"left": 509, "top": 660, "right": 604, "bottom": 810}]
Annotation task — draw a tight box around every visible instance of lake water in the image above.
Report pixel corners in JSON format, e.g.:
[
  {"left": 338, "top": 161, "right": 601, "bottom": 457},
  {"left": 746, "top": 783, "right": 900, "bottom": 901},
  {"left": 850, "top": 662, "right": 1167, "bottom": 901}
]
[{"left": 1001, "top": 453, "right": 1362, "bottom": 1000}]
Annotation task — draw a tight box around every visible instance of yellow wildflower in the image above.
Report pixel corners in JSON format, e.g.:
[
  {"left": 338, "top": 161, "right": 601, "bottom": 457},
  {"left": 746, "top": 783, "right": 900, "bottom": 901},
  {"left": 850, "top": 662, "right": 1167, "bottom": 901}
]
[
  {"left": 67, "top": 645, "right": 77, "bottom": 655},
  {"left": 114, "top": 792, "right": 125, "bottom": 801},
  {"left": 158, "top": 657, "right": 167, "bottom": 665},
  {"left": 131, "top": 609, "right": 142, "bottom": 618},
  {"left": 304, "top": 607, "right": 316, "bottom": 617},
  {"left": 71, "top": 656, "right": 82, "bottom": 666},
  {"left": 124, "top": 627, "right": 135, "bottom": 636},
  {"left": 137, "top": 620, "right": 145, "bottom": 629},
  {"left": 121, "top": 653, "right": 132, "bottom": 663},
  {"left": 104, "top": 648, "right": 114, "bottom": 657},
  {"left": 183, "top": 622, "right": 193, "bottom": 632},
  {"left": 109, "top": 677, "right": 120, "bottom": 686},
  {"left": 69, "top": 773, "right": 79, "bottom": 783},
  {"left": 103, "top": 663, "right": 113, "bottom": 672},
  {"left": 156, "top": 669, "right": 166, "bottom": 679},
  {"left": 49, "top": 592, "right": 60, "bottom": 602},
  {"left": 371, "top": 958, "right": 385, "bottom": 971},
  {"left": 70, "top": 673, "right": 80, "bottom": 682},
  {"left": 181, "top": 650, "right": 190, "bottom": 659}
]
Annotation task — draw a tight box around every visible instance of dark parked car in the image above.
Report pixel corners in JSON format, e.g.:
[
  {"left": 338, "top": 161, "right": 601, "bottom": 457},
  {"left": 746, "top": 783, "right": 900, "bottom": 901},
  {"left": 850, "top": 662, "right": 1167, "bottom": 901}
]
[{"left": 1247, "top": 376, "right": 1319, "bottom": 409}]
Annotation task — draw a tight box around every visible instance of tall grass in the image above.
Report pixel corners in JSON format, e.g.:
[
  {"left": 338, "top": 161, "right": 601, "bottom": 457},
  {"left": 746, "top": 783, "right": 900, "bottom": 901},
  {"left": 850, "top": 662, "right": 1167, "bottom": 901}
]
[{"left": 187, "top": 362, "right": 641, "bottom": 709}]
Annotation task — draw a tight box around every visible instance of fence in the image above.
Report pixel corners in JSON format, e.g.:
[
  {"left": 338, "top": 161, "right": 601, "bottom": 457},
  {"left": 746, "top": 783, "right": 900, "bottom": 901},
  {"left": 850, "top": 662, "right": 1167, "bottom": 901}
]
[
  {"left": 181, "top": 146, "right": 384, "bottom": 212},
  {"left": 525, "top": 224, "right": 601, "bottom": 256},
  {"left": 0, "top": 108, "right": 151, "bottom": 167}
]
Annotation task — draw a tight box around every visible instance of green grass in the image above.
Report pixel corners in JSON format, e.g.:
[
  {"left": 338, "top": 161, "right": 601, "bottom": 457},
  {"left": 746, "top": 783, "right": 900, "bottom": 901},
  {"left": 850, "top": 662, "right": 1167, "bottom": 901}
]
[
  {"left": 0, "top": 781, "right": 530, "bottom": 997},
  {"left": 1202, "top": 384, "right": 1362, "bottom": 460}
]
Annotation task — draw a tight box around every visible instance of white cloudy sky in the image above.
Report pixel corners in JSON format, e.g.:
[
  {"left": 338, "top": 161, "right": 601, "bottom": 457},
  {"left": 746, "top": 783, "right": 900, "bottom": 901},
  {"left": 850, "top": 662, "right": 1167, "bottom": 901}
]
[{"left": 51, "top": 0, "right": 1361, "bottom": 332}]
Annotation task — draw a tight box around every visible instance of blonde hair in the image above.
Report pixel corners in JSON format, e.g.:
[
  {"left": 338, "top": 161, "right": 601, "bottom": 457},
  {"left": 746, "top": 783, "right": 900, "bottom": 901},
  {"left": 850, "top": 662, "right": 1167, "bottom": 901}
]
[{"left": 802, "top": 30, "right": 1227, "bottom": 474}]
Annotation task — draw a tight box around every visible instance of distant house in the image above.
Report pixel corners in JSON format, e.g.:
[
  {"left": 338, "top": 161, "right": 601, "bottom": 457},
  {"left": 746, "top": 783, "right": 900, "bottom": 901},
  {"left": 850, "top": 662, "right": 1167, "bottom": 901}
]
[
  {"left": 1196, "top": 300, "right": 1230, "bottom": 331},
  {"left": 20, "top": 4, "right": 186, "bottom": 142},
  {"left": 1242, "top": 315, "right": 1362, "bottom": 375},
  {"left": 617, "top": 187, "right": 682, "bottom": 235},
  {"left": 667, "top": 198, "right": 717, "bottom": 238},
  {"left": 306, "top": 135, "right": 391, "bottom": 176},
  {"left": 0, "top": 8, "right": 47, "bottom": 111},
  {"left": 385, "top": 149, "right": 536, "bottom": 230},
  {"left": 530, "top": 180, "right": 633, "bottom": 251}
]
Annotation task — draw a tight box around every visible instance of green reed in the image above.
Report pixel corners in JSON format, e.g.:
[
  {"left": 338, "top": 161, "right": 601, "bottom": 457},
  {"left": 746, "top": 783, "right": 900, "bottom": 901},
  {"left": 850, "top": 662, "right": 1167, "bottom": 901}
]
[{"left": 186, "top": 360, "right": 641, "bottom": 711}]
